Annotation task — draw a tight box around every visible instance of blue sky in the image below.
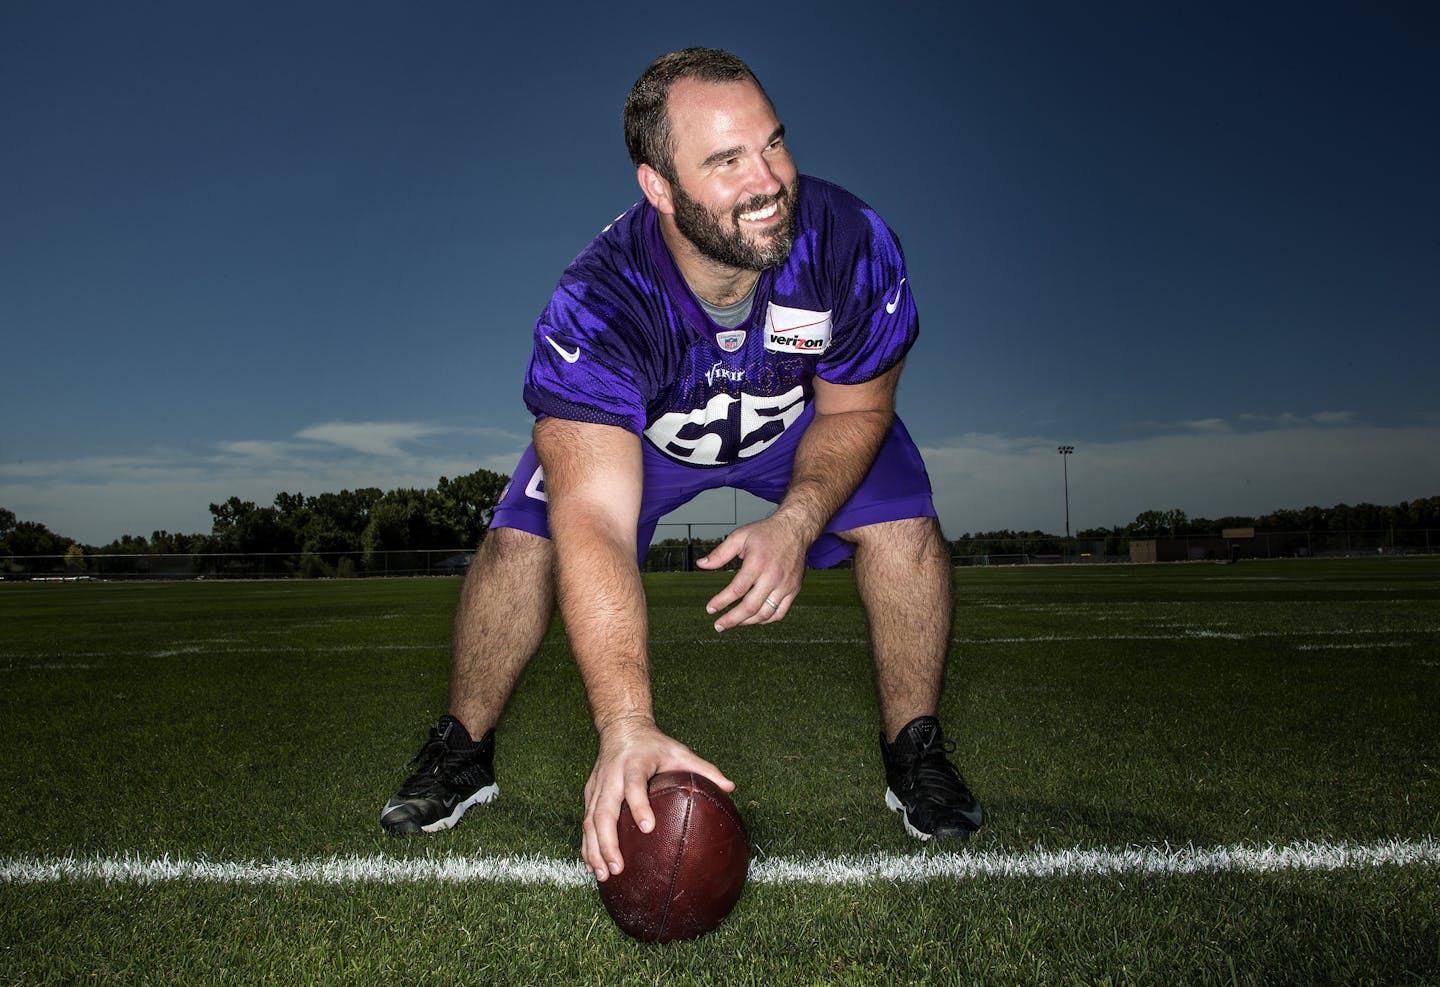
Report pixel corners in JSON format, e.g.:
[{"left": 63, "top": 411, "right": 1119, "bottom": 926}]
[{"left": 4, "top": 1, "right": 1438, "bottom": 546}]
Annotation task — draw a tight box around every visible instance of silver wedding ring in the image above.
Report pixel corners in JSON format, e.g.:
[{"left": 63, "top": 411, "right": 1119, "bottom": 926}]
[{"left": 763, "top": 598, "right": 780, "bottom": 609}]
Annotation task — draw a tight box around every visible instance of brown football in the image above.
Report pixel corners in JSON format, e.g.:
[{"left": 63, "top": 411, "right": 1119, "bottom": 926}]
[{"left": 597, "top": 770, "right": 749, "bottom": 943}]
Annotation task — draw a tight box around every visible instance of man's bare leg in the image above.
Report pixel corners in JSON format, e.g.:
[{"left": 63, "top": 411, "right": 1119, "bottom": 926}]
[
  {"left": 845, "top": 515, "right": 983, "bottom": 840},
  {"left": 845, "top": 515, "right": 953, "bottom": 742},
  {"left": 381, "top": 525, "right": 554, "bottom": 834},
  {"left": 448, "top": 525, "right": 556, "bottom": 738}
]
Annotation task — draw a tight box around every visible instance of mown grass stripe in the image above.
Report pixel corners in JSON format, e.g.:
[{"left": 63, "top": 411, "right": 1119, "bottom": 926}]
[
  {"left": 4, "top": 838, "right": 1435, "bottom": 887},
  {"left": 7, "top": 623, "right": 1429, "bottom": 664}
]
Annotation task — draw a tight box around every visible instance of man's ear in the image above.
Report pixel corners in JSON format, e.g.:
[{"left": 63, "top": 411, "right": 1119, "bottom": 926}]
[{"left": 637, "top": 164, "right": 674, "bottom": 215}]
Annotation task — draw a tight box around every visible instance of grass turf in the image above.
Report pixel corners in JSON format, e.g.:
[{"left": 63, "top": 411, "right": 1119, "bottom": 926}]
[{"left": 1, "top": 557, "right": 1437, "bottom": 984}]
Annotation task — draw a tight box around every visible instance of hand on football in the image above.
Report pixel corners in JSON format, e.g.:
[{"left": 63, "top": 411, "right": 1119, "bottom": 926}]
[
  {"left": 695, "top": 515, "right": 807, "bottom": 631},
  {"left": 582, "top": 716, "right": 733, "bottom": 882}
]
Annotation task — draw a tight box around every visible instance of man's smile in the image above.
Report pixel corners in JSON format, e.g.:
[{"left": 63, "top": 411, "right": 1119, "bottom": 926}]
[{"left": 738, "top": 200, "right": 780, "bottom": 223}]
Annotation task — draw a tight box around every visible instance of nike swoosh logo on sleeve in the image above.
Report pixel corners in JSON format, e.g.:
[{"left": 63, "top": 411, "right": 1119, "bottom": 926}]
[
  {"left": 545, "top": 336, "right": 581, "bottom": 363},
  {"left": 885, "top": 278, "right": 908, "bottom": 315}
]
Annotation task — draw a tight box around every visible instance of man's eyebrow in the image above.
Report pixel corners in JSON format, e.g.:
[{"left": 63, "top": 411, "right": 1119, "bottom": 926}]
[
  {"left": 701, "top": 144, "right": 746, "bottom": 170},
  {"left": 699, "top": 126, "right": 787, "bottom": 170}
]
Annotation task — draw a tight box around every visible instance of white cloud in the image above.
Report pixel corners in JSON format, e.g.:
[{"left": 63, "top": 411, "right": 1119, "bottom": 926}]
[
  {"left": 1179, "top": 418, "right": 1231, "bottom": 433},
  {"left": 293, "top": 421, "right": 448, "bottom": 456},
  {"left": 4, "top": 417, "right": 1437, "bottom": 546},
  {"left": 216, "top": 439, "right": 304, "bottom": 461},
  {"left": 922, "top": 421, "right": 1440, "bottom": 535},
  {"left": 0, "top": 422, "right": 532, "bottom": 544},
  {"left": 1236, "top": 410, "right": 1358, "bottom": 429}
]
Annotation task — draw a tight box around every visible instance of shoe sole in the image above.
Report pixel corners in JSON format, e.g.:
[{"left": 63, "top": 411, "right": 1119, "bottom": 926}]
[
  {"left": 885, "top": 788, "right": 977, "bottom": 842},
  {"left": 885, "top": 788, "right": 932, "bottom": 841},
  {"left": 381, "top": 783, "right": 499, "bottom": 835},
  {"left": 422, "top": 782, "right": 500, "bottom": 833}
]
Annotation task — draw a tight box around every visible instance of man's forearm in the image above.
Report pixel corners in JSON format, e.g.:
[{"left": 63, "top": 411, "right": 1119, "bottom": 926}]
[
  {"left": 533, "top": 416, "right": 655, "bottom": 734},
  {"left": 770, "top": 404, "right": 893, "bottom": 541},
  {"left": 552, "top": 523, "right": 655, "bottom": 732}
]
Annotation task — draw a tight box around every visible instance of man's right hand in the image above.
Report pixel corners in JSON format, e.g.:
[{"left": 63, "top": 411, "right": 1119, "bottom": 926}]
[{"left": 581, "top": 715, "right": 733, "bottom": 882}]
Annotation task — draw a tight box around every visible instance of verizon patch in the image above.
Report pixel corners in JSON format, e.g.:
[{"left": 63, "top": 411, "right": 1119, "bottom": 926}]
[{"left": 764, "top": 303, "right": 832, "bottom": 354}]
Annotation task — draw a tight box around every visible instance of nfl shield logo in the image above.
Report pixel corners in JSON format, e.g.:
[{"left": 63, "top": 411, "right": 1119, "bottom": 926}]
[{"left": 716, "top": 330, "right": 746, "bottom": 353}]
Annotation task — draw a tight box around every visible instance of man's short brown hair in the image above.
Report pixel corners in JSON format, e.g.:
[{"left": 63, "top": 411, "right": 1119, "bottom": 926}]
[{"left": 623, "top": 48, "right": 773, "bottom": 181}]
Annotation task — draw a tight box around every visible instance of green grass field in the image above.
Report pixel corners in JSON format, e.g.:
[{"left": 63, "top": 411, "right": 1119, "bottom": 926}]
[{"left": 2, "top": 558, "right": 1438, "bottom": 985}]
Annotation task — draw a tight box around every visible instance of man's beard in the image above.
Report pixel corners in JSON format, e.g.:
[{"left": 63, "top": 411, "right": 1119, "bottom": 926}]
[{"left": 670, "top": 178, "right": 799, "bottom": 272}]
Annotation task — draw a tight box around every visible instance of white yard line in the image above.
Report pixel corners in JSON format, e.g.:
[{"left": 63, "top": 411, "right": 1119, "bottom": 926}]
[{"left": 3, "top": 838, "right": 1435, "bottom": 888}]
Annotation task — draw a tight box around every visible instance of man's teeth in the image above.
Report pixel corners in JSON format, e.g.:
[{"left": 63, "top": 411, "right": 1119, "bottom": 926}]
[{"left": 740, "top": 202, "right": 779, "bottom": 222}]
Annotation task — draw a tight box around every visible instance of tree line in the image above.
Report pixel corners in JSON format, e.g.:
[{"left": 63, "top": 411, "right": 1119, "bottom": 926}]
[
  {"left": 3, "top": 489, "right": 1437, "bottom": 571},
  {"left": 1, "top": 468, "right": 509, "bottom": 575},
  {"left": 943, "top": 496, "right": 1440, "bottom": 560}
]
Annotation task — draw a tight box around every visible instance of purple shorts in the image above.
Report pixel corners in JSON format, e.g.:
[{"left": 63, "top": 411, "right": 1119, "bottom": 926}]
[{"left": 489, "top": 407, "right": 937, "bottom": 569}]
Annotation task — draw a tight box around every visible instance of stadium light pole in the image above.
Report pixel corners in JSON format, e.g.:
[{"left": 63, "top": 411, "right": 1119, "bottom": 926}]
[{"left": 1057, "top": 445, "right": 1074, "bottom": 560}]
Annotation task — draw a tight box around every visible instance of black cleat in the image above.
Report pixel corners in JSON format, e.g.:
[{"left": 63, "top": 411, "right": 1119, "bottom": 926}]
[
  {"left": 881, "top": 716, "right": 984, "bottom": 841},
  {"left": 381, "top": 715, "right": 498, "bottom": 835}
]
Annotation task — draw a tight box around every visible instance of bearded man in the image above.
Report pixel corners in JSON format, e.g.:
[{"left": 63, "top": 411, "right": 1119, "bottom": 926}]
[{"left": 380, "top": 48, "right": 985, "bottom": 882}]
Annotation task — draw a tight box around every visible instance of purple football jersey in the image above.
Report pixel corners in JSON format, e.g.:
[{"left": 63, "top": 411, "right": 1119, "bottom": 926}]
[{"left": 523, "top": 176, "right": 918, "bottom": 467}]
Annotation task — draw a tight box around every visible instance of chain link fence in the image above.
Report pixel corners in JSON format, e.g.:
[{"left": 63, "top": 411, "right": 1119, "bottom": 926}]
[
  {"left": 2, "top": 549, "right": 476, "bottom": 581},
  {"left": 953, "top": 529, "right": 1437, "bottom": 565},
  {"left": 4, "top": 529, "right": 1436, "bottom": 580}
]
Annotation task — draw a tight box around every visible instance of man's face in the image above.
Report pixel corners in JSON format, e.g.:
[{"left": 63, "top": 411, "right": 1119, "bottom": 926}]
[{"left": 662, "top": 78, "right": 800, "bottom": 272}]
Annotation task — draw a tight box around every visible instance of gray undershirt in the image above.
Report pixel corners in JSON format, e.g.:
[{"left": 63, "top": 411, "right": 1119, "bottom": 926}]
[{"left": 696, "top": 281, "right": 758, "bottom": 328}]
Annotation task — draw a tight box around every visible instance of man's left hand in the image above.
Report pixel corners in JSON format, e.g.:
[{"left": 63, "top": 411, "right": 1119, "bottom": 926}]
[{"left": 695, "top": 515, "right": 808, "bottom": 631}]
